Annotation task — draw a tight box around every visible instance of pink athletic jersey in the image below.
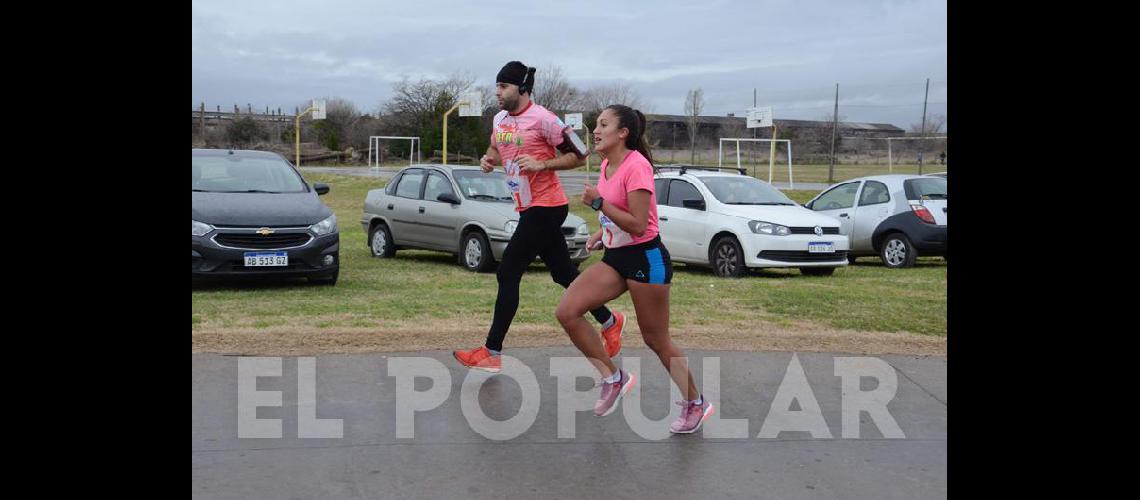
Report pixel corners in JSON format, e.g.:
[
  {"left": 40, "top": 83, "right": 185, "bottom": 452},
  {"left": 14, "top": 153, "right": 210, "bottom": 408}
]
[
  {"left": 596, "top": 150, "right": 659, "bottom": 248},
  {"left": 491, "top": 102, "right": 571, "bottom": 211}
]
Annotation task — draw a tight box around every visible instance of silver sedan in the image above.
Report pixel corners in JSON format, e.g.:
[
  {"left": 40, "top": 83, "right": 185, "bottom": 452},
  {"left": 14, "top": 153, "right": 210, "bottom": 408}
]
[{"left": 361, "top": 165, "right": 591, "bottom": 272}]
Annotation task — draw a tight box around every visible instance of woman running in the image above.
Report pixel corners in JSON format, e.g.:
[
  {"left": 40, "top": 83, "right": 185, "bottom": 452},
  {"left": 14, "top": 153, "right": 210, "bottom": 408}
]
[{"left": 554, "top": 104, "right": 712, "bottom": 433}]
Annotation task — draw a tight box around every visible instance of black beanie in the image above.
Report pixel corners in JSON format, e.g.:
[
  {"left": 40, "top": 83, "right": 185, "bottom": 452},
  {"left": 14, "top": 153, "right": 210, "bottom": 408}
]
[{"left": 497, "top": 61, "right": 535, "bottom": 92}]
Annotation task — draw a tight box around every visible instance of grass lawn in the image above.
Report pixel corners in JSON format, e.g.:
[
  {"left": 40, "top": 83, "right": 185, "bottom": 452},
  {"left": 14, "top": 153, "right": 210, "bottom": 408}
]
[{"left": 193, "top": 172, "right": 946, "bottom": 356}]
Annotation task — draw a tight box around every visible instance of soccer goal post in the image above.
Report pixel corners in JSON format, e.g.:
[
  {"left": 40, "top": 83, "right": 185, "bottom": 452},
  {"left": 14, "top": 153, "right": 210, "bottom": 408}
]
[
  {"left": 718, "top": 138, "right": 794, "bottom": 189},
  {"left": 369, "top": 136, "right": 422, "bottom": 169},
  {"left": 887, "top": 136, "right": 947, "bottom": 174}
]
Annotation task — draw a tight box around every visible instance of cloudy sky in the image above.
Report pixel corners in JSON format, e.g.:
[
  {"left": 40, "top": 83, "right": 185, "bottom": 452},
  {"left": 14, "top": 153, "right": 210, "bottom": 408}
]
[{"left": 192, "top": 0, "right": 946, "bottom": 129}]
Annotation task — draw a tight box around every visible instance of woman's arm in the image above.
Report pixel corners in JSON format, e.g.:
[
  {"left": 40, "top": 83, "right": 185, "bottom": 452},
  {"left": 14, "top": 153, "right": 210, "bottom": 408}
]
[{"left": 582, "top": 184, "right": 651, "bottom": 236}]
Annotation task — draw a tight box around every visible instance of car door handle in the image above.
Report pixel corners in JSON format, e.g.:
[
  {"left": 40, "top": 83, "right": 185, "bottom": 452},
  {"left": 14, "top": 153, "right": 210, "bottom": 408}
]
[
  {"left": 387, "top": 204, "right": 394, "bottom": 210},
  {"left": 418, "top": 207, "right": 426, "bottom": 213},
  {"left": 839, "top": 213, "right": 849, "bottom": 218},
  {"left": 660, "top": 216, "right": 669, "bottom": 221}
]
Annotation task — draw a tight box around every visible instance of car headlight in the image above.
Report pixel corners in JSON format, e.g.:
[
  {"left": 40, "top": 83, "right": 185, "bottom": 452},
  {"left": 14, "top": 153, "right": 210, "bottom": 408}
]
[
  {"left": 748, "top": 220, "right": 790, "bottom": 236},
  {"left": 192, "top": 220, "right": 214, "bottom": 237},
  {"left": 505, "top": 220, "right": 518, "bottom": 234},
  {"left": 311, "top": 214, "right": 338, "bottom": 236},
  {"left": 577, "top": 223, "right": 589, "bottom": 235}
]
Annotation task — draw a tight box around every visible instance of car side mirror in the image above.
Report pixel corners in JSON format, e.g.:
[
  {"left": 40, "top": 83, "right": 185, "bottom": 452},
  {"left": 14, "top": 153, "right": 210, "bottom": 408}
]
[
  {"left": 314, "top": 183, "right": 330, "bottom": 195},
  {"left": 437, "top": 192, "right": 460, "bottom": 204},
  {"left": 682, "top": 198, "right": 706, "bottom": 211},
  {"left": 804, "top": 200, "right": 814, "bottom": 209}
]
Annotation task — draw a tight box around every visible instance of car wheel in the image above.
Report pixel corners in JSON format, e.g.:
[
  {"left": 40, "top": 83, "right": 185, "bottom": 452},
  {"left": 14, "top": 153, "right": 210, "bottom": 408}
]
[
  {"left": 460, "top": 231, "right": 495, "bottom": 272},
  {"left": 847, "top": 254, "right": 859, "bottom": 265},
  {"left": 710, "top": 236, "right": 745, "bottom": 278},
  {"left": 881, "top": 233, "right": 917, "bottom": 268},
  {"left": 800, "top": 267, "right": 835, "bottom": 276},
  {"left": 370, "top": 223, "right": 396, "bottom": 258},
  {"left": 309, "top": 268, "right": 339, "bottom": 285}
]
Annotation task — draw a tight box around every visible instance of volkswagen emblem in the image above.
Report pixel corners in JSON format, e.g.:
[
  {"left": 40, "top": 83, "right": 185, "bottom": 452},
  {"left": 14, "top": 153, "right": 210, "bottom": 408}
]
[
  {"left": 813, "top": 226, "right": 823, "bottom": 236},
  {"left": 256, "top": 228, "right": 274, "bottom": 236}
]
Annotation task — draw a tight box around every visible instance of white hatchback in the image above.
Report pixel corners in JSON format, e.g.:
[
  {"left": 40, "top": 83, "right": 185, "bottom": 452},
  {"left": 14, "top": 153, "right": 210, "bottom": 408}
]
[{"left": 652, "top": 166, "right": 850, "bottom": 278}]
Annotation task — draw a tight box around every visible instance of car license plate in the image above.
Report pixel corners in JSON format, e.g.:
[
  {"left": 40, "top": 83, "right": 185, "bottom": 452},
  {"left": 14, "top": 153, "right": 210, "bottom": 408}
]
[
  {"left": 244, "top": 252, "right": 288, "bottom": 266},
  {"left": 808, "top": 242, "right": 834, "bottom": 254}
]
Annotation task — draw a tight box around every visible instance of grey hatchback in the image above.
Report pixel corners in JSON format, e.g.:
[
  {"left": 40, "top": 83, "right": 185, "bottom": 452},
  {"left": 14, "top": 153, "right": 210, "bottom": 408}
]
[{"left": 361, "top": 165, "right": 590, "bottom": 272}]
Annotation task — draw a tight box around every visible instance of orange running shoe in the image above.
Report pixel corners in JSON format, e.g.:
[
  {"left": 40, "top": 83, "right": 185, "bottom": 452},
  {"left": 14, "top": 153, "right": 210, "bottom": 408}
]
[
  {"left": 453, "top": 346, "right": 501, "bottom": 373},
  {"left": 601, "top": 311, "right": 625, "bottom": 358}
]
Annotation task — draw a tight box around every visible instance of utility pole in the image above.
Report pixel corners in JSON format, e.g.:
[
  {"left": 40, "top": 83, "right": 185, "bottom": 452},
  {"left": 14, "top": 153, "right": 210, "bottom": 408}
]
[
  {"left": 828, "top": 84, "right": 839, "bottom": 183},
  {"left": 752, "top": 88, "right": 757, "bottom": 176},
  {"left": 919, "top": 78, "right": 929, "bottom": 174}
]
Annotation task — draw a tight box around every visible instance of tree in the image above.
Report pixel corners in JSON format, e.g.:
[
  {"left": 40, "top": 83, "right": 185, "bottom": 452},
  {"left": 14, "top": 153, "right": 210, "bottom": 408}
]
[
  {"left": 381, "top": 73, "right": 487, "bottom": 161},
  {"left": 532, "top": 65, "right": 580, "bottom": 113},
  {"left": 817, "top": 112, "right": 848, "bottom": 163},
  {"left": 224, "top": 116, "right": 268, "bottom": 148},
  {"left": 293, "top": 97, "right": 360, "bottom": 151},
  {"left": 344, "top": 114, "right": 384, "bottom": 162},
  {"left": 684, "top": 88, "right": 705, "bottom": 163},
  {"left": 578, "top": 82, "right": 645, "bottom": 113},
  {"left": 907, "top": 113, "right": 947, "bottom": 172},
  {"left": 561, "top": 82, "right": 647, "bottom": 140},
  {"left": 909, "top": 113, "right": 946, "bottom": 135}
]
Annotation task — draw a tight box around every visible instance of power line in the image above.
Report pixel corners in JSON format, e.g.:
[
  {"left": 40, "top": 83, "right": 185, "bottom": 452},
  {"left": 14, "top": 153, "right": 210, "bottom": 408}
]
[
  {"left": 840, "top": 102, "right": 947, "bottom": 108},
  {"left": 748, "top": 80, "right": 947, "bottom": 98},
  {"left": 768, "top": 102, "right": 946, "bottom": 110}
]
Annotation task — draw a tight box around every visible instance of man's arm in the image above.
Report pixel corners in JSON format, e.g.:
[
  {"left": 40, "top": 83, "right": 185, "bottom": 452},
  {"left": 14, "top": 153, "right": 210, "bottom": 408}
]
[
  {"left": 517, "top": 149, "right": 583, "bottom": 173},
  {"left": 539, "top": 150, "right": 584, "bottom": 171},
  {"left": 480, "top": 145, "right": 501, "bottom": 173}
]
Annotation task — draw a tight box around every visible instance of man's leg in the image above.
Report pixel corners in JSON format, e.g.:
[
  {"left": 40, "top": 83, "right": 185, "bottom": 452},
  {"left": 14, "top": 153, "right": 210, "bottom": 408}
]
[
  {"left": 535, "top": 205, "right": 612, "bottom": 325},
  {"left": 483, "top": 210, "right": 544, "bottom": 352}
]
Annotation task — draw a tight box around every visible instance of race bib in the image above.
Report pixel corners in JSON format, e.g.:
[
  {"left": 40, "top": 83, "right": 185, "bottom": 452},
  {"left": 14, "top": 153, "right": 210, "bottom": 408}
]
[
  {"left": 599, "top": 213, "right": 633, "bottom": 248},
  {"left": 504, "top": 160, "right": 532, "bottom": 210}
]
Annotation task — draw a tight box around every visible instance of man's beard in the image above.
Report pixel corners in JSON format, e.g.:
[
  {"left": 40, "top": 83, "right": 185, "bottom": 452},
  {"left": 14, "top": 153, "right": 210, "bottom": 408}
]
[{"left": 499, "top": 94, "right": 518, "bottom": 111}]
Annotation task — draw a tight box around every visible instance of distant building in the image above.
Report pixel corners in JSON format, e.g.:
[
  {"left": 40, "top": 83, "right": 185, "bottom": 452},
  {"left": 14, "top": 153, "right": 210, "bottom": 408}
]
[{"left": 643, "top": 114, "right": 905, "bottom": 150}]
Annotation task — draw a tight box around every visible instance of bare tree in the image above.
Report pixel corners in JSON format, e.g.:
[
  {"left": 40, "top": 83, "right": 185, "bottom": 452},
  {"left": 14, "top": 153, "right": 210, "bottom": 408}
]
[
  {"left": 909, "top": 113, "right": 946, "bottom": 135},
  {"left": 381, "top": 73, "right": 484, "bottom": 160},
  {"left": 720, "top": 119, "right": 747, "bottom": 142},
  {"left": 531, "top": 65, "right": 580, "bottom": 113},
  {"left": 345, "top": 115, "right": 385, "bottom": 162},
  {"left": 290, "top": 97, "right": 361, "bottom": 152},
  {"left": 684, "top": 88, "right": 704, "bottom": 163},
  {"left": 815, "top": 112, "right": 849, "bottom": 161},
  {"left": 384, "top": 74, "right": 474, "bottom": 130},
  {"left": 577, "top": 82, "right": 646, "bottom": 113},
  {"left": 323, "top": 97, "right": 360, "bottom": 151}
]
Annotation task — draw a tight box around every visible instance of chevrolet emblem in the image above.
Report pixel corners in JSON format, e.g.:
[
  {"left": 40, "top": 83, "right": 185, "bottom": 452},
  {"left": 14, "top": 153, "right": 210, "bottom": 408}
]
[{"left": 256, "top": 228, "right": 274, "bottom": 236}]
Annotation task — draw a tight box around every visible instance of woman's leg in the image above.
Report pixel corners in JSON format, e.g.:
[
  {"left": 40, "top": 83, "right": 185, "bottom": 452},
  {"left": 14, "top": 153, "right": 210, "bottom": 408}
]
[
  {"left": 535, "top": 205, "right": 613, "bottom": 325},
  {"left": 626, "top": 280, "right": 699, "bottom": 400},
  {"left": 554, "top": 262, "right": 627, "bottom": 378}
]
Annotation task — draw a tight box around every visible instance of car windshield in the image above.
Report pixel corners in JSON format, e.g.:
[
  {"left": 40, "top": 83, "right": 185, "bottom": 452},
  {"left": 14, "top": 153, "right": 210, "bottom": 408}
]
[
  {"left": 453, "top": 170, "right": 513, "bottom": 202},
  {"left": 904, "top": 177, "right": 947, "bottom": 200},
  {"left": 700, "top": 176, "right": 796, "bottom": 205},
  {"left": 192, "top": 155, "right": 307, "bottom": 193}
]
